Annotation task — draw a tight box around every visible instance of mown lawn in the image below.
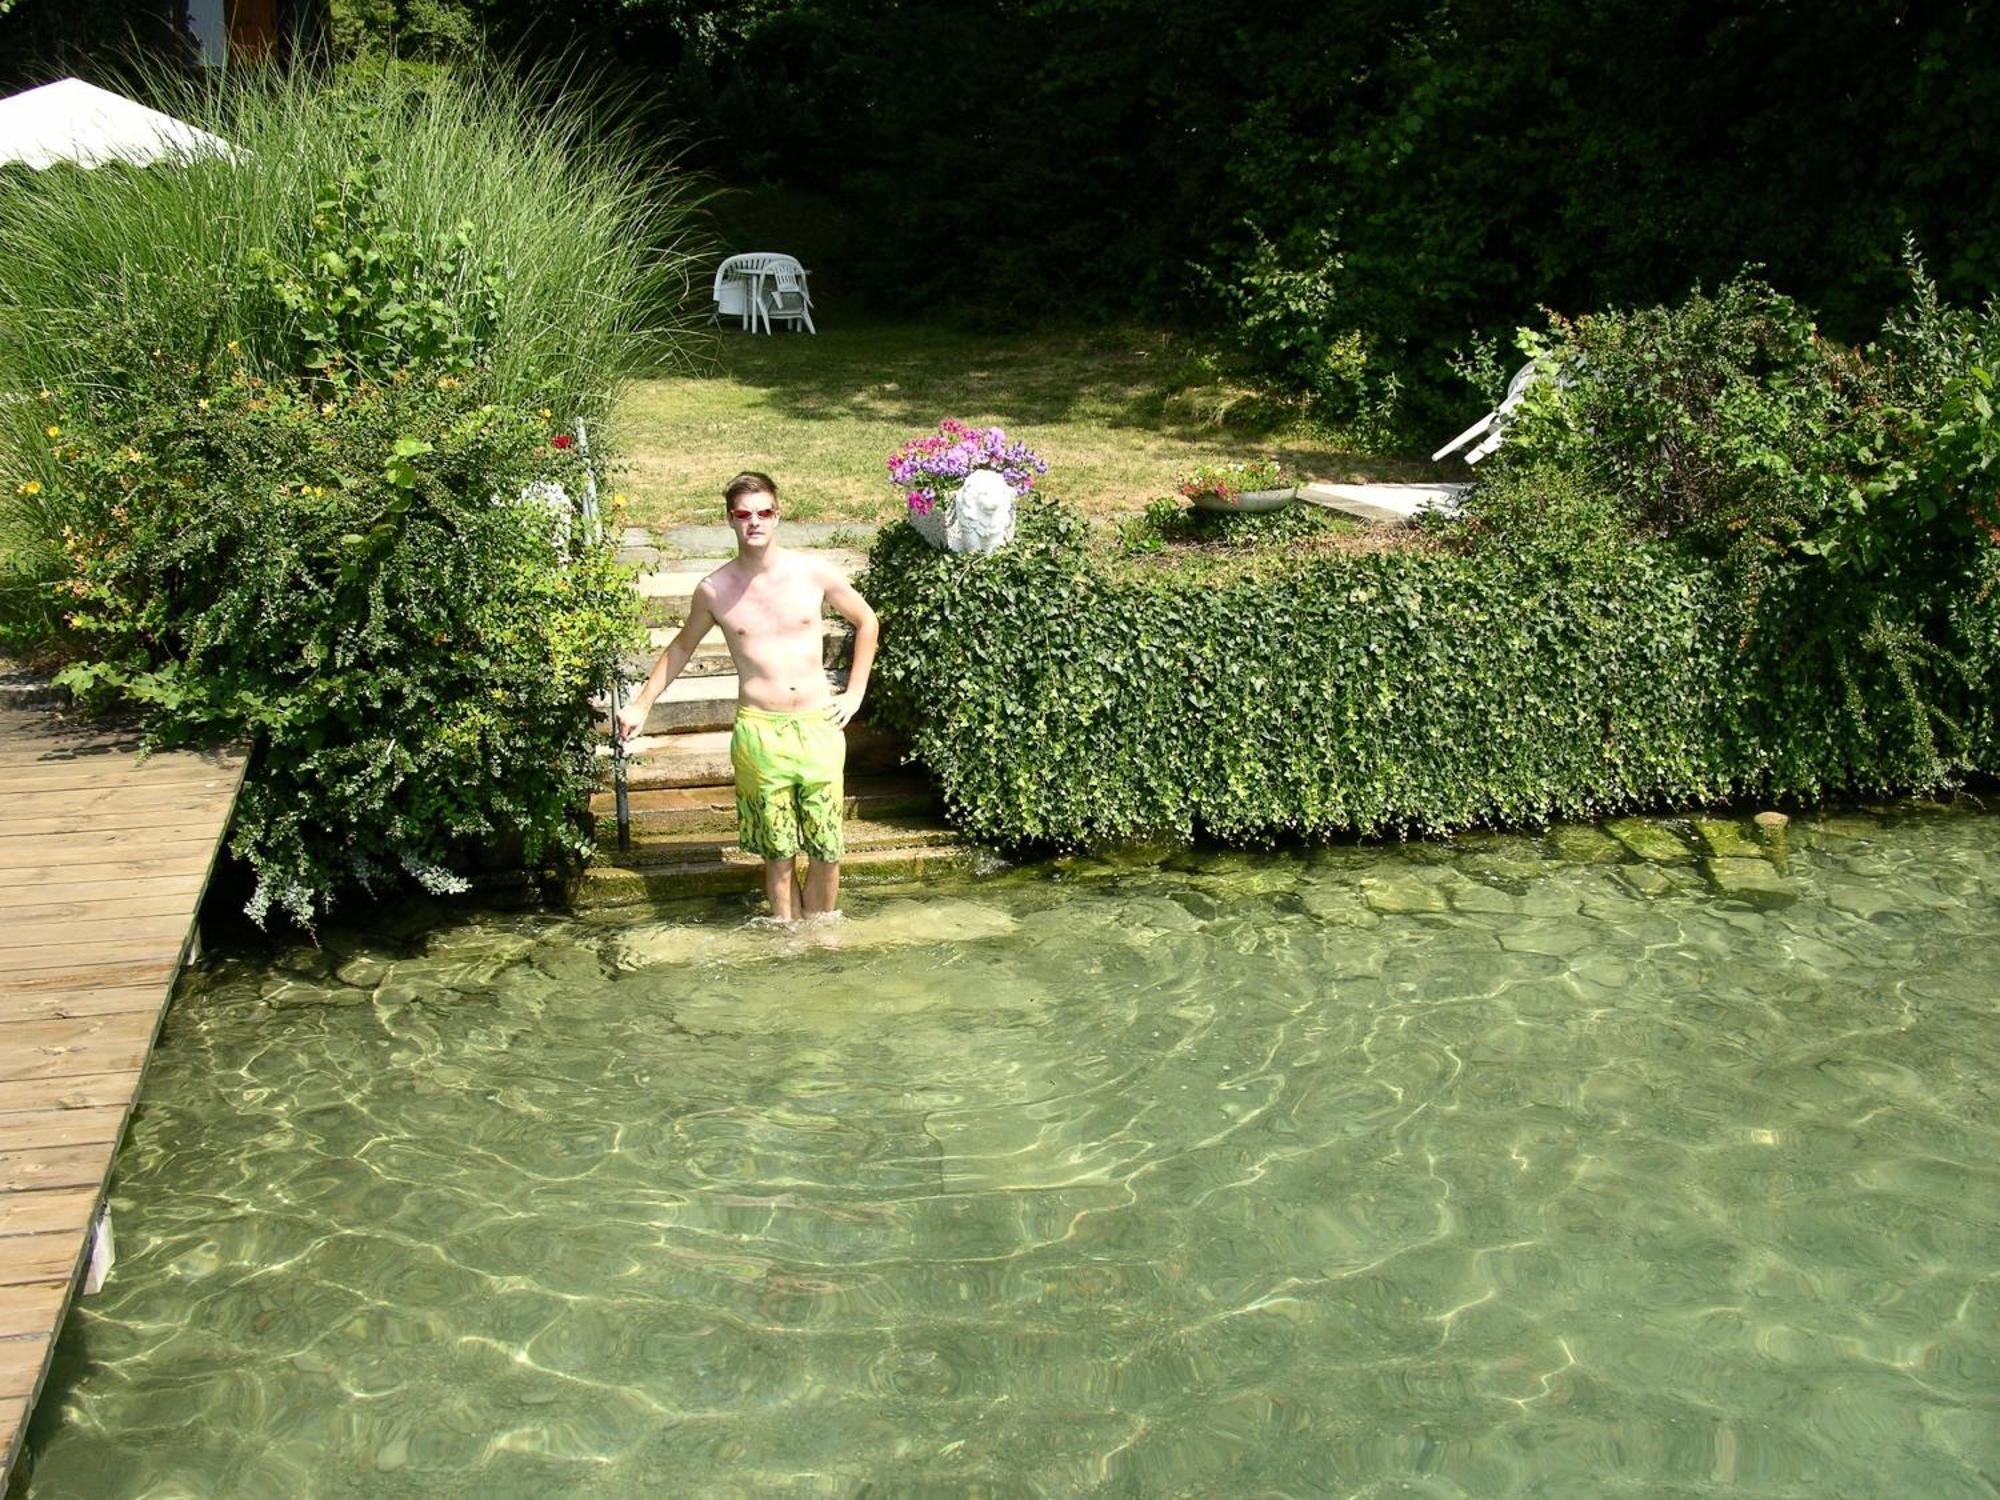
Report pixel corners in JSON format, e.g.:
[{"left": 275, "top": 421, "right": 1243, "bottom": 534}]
[{"left": 607, "top": 322, "right": 1441, "bottom": 527}]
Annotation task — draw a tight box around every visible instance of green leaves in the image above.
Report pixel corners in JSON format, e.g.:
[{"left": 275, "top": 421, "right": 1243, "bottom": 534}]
[{"left": 865, "top": 484, "right": 1994, "bottom": 856}]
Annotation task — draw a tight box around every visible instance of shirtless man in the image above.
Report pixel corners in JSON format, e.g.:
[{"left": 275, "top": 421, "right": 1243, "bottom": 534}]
[{"left": 615, "top": 472, "right": 878, "bottom": 921}]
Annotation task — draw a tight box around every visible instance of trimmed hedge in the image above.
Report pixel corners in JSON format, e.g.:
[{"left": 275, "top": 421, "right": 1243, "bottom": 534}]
[{"left": 860, "top": 498, "right": 1998, "bottom": 851}]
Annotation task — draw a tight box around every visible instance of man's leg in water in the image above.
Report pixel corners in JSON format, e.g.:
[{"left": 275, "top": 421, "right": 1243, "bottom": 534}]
[
  {"left": 802, "top": 858, "right": 840, "bottom": 917},
  {"left": 762, "top": 857, "right": 800, "bottom": 922}
]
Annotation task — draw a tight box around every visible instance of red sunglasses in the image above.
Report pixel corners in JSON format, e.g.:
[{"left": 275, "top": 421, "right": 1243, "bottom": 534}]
[{"left": 730, "top": 507, "right": 777, "bottom": 522}]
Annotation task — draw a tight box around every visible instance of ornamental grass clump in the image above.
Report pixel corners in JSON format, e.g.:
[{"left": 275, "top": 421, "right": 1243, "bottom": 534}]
[
  {"left": 0, "top": 66, "right": 701, "bottom": 924},
  {"left": 887, "top": 418, "right": 1047, "bottom": 518}
]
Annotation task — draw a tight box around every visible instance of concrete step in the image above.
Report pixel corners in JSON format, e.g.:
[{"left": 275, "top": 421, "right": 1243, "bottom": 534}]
[
  {"left": 589, "top": 773, "right": 938, "bottom": 837},
  {"left": 600, "top": 812, "right": 959, "bottom": 870},
  {"left": 569, "top": 841, "right": 975, "bottom": 910},
  {"left": 599, "top": 723, "right": 904, "bottom": 790},
  {"left": 634, "top": 549, "right": 868, "bottom": 627}
]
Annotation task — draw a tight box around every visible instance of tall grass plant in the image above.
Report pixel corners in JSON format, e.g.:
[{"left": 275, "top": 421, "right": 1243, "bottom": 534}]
[{"left": 0, "top": 62, "right": 709, "bottom": 598}]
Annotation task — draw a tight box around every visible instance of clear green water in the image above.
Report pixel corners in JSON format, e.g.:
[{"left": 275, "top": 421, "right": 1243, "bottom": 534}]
[{"left": 19, "top": 808, "right": 2000, "bottom": 1498}]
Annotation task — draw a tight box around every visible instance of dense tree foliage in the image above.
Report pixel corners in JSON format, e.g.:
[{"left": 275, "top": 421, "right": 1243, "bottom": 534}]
[
  {"left": 478, "top": 0, "right": 1999, "bottom": 427},
  {"left": 5, "top": 1, "right": 1994, "bottom": 426}
]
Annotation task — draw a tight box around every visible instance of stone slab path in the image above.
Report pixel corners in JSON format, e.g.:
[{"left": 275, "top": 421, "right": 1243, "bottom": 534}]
[{"left": 0, "top": 707, "right": 245, "bottom": 1486}]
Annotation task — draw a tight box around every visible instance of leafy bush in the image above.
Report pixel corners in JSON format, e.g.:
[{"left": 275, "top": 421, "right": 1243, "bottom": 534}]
[
  {"left": 1483, "top": 263, "right": 2000, "bottom": 791},
  {"left": 861, "top": 490, "right": 1995, "bottom": 852},
  {"left": 0, "top": 67, "right": 694, "bottom": 923},
  {"left": 38, "top": 359, "right": 635, "bottom": 927}
]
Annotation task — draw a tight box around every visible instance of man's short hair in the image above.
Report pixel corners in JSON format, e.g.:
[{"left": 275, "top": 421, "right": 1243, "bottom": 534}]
[{"left": 724, "top": 471, "right": 778, "bottom": 510}]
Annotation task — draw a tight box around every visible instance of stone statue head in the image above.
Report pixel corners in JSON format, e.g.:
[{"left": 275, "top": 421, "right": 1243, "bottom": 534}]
[{"left": 951, "top": 468, "right": 1017, "bottom": 554}]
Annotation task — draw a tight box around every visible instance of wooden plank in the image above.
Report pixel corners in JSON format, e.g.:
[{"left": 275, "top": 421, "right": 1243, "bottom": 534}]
[
  {"left": 0, "top": 754, "right": 241, "bottom": 789},
  {"left": 0, "top": 1236, "right": 81, "bottom": 1290},
  {"left": 0, "top": 835, "right": 222, "bottom": 872},
  {"left": 0, "top": 782, "right": 230, "bottom": 813},
  {"left": 0, "top": 1109, "right": 126, "bottom": 1154},
  {"left": 0, "top": 1142, "right": 116, "bottom": 1194},
  {"left": 0, "top": 986, "right": 179, "bottom": 1023},
  {"left": 0, "top": 1077, "right": 142, "bottom": 1117},
  {"left": 0, "top": 956, "right": 180, "bottom": 989},
  {"left": 0, "top": 797, "right": 241, "bottom": 837},
  {"left": 0, "top": 1189, "right": 102, "bottom": 1239},
  {"left": 0, "top": 915, "right": 193, "bottom": 951},
  {"left": 0, "top": 873, "right": 207, "bottom": 911},
  {"left": 0, "top": 1283, "right": 68, "bottom": 1341},
  {"left": 0, "top": 854, "right": 221, "bottom": 889},
  {"left": 0, "top": 892, "right": 204, "bottom": 925},
  {"left": 0, "top": 1015, "right": 155, "bottom": 1084},
  {"left": 0, "top": 826, "right": 233, "bottom": 857},
  {"left": 0, "top": 928, "right": 194, "bottom": 969},
  {"left": 0, "top": 1334, "right": 53, "bottom": 1398}
]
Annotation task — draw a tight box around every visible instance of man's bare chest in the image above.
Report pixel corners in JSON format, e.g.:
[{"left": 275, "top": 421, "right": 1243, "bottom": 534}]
[{"left": 715, "top": 571, "right": 822, "bottom": 644}]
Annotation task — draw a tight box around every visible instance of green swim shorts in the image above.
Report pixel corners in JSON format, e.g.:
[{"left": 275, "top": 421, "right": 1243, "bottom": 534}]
[{"left": 730, "top": 705, "right": 846, "bottom": 863}]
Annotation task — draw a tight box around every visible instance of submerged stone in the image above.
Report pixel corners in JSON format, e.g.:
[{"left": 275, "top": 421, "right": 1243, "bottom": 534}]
[
  {"left": 1702, "top": 856, "right": 1797, "bottom": 908},
  {"left": 1544, "top": 824, "right": 1624, "bottom": 864},
  {"left": 1692, "top": 817, "right": 1764, "bottom": 860},
  {"left": 1617, "top": 864, "right": 1678, "bottom": 899},
  {"left": 610, "top": 898, "right": 1021, "bottom": 969},
  {"left": 1358, "top": 875, "right": 1448, "bottom": 915},
  {"left": 1604, "top": 818, "right": 1694, "bottom": 863}
]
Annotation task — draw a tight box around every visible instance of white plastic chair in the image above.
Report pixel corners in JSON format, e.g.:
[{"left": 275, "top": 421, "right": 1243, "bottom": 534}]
[
  {"left": 763, "top": 262, "right": 816, "bottom": 333},
  {"left": 1432, "top": 361, "right": 1541, "bottom": 465},
  {"left": 712, "top": 252, "right": 815, "bottom": 335}
]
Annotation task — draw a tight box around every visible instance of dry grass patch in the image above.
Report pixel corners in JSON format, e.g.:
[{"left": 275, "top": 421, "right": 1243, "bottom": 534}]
[{"left": 607, "top": 321, "right": 1439, "bottom": 527}]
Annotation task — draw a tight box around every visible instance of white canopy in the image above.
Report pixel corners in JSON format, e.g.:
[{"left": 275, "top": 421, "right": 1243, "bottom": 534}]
[{"left": 0, "top": 78, "right": 239, "bottom": 170}]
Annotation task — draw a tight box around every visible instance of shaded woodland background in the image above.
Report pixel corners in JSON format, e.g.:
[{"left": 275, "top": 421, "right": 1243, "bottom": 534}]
[{"left": 4, "top": 0, "right": 1997, "bottom": 427}]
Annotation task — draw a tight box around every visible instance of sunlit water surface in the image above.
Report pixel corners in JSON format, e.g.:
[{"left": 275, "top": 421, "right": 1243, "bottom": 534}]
[{"left": 18, "top": 807, "right": 2000, "bottom": 1498}]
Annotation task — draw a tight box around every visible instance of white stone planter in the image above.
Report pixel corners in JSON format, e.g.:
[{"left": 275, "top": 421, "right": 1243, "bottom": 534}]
[
  {"left": 907, "top": 469, "right": 1017, "bottom": 553},
  {"left": 1189, "top": 486, "right": 1297, "bottom": 515}
]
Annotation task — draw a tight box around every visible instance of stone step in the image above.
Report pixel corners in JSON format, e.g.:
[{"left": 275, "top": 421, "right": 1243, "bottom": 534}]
[
  {"left": 569, "top": 841, "right": 975, "bottom": 911},
  {"left": 599, "top": 723, "right": 904, "bottom": 790},
  {"left": 589, "top": 773, "right": 938, "bottom": 837},
  {"left": 634, "top": 549, "right": 868, "bottom": 627},
  {"left": 600, "top": 812, "right": 959, "bottom": 870}
]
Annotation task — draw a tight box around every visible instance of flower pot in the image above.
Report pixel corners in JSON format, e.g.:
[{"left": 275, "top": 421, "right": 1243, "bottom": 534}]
[
  {"left": 1189, "top": 486, "right": 1296, "bottom": 514},
  {"left": 908, "top": 503, "right": 951, "bottom": 548}
]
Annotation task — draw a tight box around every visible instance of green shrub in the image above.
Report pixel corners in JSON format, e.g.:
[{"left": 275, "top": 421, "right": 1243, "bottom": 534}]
[
  {"left": 860, "top": 491, "right": 1995, "bottom": 852},
  {"left": 0, "top": 67, "right": 695, "bottom": 924},
  {"left": 1484, "top": 263, "right": 2000, "bottom": 794},
  {"left": 40, "top": 361, "right": 635, "bottom": 927}
]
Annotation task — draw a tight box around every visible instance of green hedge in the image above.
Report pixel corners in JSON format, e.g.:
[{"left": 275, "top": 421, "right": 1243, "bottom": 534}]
[{"left": 860, "top": 498, "right": 1998, "bottom": 850}]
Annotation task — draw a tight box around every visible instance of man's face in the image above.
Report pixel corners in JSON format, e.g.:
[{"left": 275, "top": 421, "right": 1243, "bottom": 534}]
[{"left": 728, "top": 491, "right": 779, "bottom": 551}]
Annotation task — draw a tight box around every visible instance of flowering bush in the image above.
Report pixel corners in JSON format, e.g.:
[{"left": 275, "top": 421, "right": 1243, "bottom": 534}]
[
  {"left": 39, "top": 355, "right": 634, "bottom": 929},
  {"left": 1175, "top": 457, "right": 1296, "bottom": 505},
  {"left": 887, "top": 418, "right": 1047, "bottom": 517}
]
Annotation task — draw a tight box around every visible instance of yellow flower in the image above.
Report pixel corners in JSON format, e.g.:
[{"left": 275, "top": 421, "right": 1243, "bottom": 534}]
[
  {"left": 437, "top": 375, "right": 460, "bottom": 390},
  {"left": 227, "top": 340, "right": 241, "bottom": 355},
  {"left": 197, "top": 398, "right": 210, "bottom": 412},
  {"left": 321, "top": 402, "right": 337, "bottom": 418},
  {"left": 16, "top": 480, "right": 41, "bottom": 496},
  {"left": 45, "top": 424, "right": 60, "bottom": 438},
  {"left": 538, "top": 408, "right": 552, "bottom": 421},
  {"left": 38, "top": 389, "right": 52, "bottom": 402},
  {"left": 122, "top": 447, "right": 145, "bottom": 464}
]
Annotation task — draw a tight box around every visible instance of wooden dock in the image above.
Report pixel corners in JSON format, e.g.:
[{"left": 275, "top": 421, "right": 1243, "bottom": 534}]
[{"left": 0, "top": 705, "right": 245, "bottom": 1484}]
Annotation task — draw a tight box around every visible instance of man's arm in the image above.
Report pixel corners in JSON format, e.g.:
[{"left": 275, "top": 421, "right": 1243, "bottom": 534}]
[
  {"left": 616, "top": 585, "right": 718, "bottom": 742},
  {"left": 821, "top": 567, "right": 878, "bottom": 729}
]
